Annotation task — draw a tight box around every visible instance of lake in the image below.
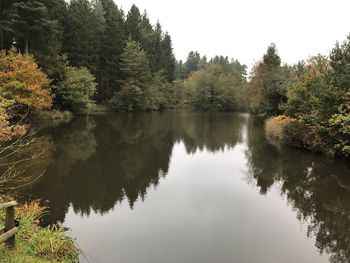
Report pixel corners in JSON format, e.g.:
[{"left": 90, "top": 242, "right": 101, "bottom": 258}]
[{"left": 13, "top": 112, "right": 350, "bottom": 263}]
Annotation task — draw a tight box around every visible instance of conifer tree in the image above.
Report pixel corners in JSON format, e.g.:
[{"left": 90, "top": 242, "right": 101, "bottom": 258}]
[
  {"left": 99, "top": 0, "right": 125, "bottom": 100},
  {"left": 161, "top": 32, "right": 176, "bottom": 82},
  {"left": 13, "top": 0, "right": 54, "bottom": 55},
  {"left": 111, "top": 39, "right": 151, "bottom": 111}
]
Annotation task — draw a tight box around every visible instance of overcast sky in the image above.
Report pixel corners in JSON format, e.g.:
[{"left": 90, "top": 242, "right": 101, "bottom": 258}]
[{"left": 116, "top": 0, "right": 350, "bottom": 68}]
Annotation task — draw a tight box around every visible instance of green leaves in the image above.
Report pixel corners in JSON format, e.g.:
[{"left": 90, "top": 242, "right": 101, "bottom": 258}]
[
  {"left": 54, "top": 66, "right": 97, "bottom": 113},
  {"left": 249, "top": 38, "right": 350, "bottom": 157},
  {"left": 111, "top": 39, "right": 151, "bottom": 111},
  {"left": 185, "top": 62, "right": 247, "bottom": 111}
]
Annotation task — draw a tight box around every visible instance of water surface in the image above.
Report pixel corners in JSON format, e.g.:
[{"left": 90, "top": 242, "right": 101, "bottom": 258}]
[{"left": 14, "top": 112, "right": 350, "bottom": 263}]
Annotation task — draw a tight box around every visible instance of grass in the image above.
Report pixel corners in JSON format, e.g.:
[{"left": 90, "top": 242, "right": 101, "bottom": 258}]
[{"left": 0, "top": 198, "right": 79, "bottom": 263}]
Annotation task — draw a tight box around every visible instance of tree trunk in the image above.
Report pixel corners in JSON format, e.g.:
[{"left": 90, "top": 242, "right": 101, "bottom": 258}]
[
  {"left": 25, "top": 26, "right": 29, "bottom": 55},
  {"left": 0, "top": 29, "right": 3, "bottom": 50}
]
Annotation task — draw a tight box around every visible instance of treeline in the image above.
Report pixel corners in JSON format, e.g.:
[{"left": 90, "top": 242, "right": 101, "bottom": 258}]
[
  {"left": 0, "top": 0, "right": 249, "bottom": 115},
  {"left": 249, "top": 39, "right": 350, "bottom": 157},
  {"left": 180, "top": 53, "right": 248, "bottom": 111},
  {"left": 0, "top": 0, "right": 176, "bottom": 113}
]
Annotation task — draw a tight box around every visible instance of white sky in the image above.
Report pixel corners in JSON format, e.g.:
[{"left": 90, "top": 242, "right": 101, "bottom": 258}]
[{"left": 116, "top": 0, "right": 350, "bottom": 68}]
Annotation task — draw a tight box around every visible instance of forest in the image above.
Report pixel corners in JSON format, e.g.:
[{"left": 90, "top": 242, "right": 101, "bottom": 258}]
[
  {"left": 0, "top": 1, "right": 349, "bottom": 262},
  {"left": 0, "top": 0, "right": 349, "bottom": 158}
]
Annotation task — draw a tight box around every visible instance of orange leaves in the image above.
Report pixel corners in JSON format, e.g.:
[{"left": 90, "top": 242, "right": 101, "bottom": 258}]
[
  {"left": 0, "top": 107, "right": 27, "bottom": 141},
  {"left": 0, "top": 49, "right": 52, "bottom": 141},
  {"left": 0, "top": 48, "right": 52, "bottom": 110}
]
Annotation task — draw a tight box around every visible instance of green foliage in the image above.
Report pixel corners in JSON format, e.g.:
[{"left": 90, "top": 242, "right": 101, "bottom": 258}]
[
  {"left": 183, "top": 51, "right": 201, "bottom": 78},
  {"left": 248, "top": 44, "right": 294, "bottom": 117},
  {"left": 0, "top": 200, "right": 78, "bottom": 262},
  {"left": 1, "top": 1, "right": 177, "bottom": 109},
  {"left": 63, "top": 0, "right": 105, "bottom": 77},
  {"left": 0, "top": 0, "right": 17, "bottom": 50},
  {"left": 99, "top": 0, "right": 125, "bottom": 100},
  {"left": 185, "top": 61, "right": 247, "bottom": 111},
  {"left": 54, "top": 66, "right": 96, "bottom": 113},
  {"left": 263, "top": 43, "right": 281, "bottom": 68},
  {"left": 250, "top": 37, "right": 350, "bottom": 157},
  {"left": 111, "top": 40, "right": 151, "bottom": 111}
]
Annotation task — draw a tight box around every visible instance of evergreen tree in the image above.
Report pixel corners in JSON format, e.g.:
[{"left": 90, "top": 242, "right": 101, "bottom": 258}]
[
  {"left": 184, "top": 51, "right": 201, "bottom": 77},
  {"left": 63, "top": 0, "right": 105, "bottom": 79},
  {"left": 124, "top": 5, "right": 142, "bottom": 43},
  {"left": 263, "top": 43, "right": 281, "bottom": 68},
  {"left": 149, "top": 21, "right": 163, "bottom": 74},
  {"left": 99, "top": 0, "right": 125, "bottom": 100},
  {"left": 198, "top": 55, "right": 208, "bottom": 69},
  {"left": 161, "top": 32, "right": 176, "bottom": 82},
  {"left": 13, "top": 0, "right": 55, "bottom": 55},
  {"left": 111, "top": 39, "right": 151, "bottom": 111},
  {"left": 139, "top": 11, "right": 155, "bottom": 70},
  {"left": 248, "top": 43, "right": 290, "bottom": 117},
  {"left": 0, "top": 0, "right": 17, "bottom": 50},
  {"left": 175, "top": 60, "right": 186, "bottom": 79}
]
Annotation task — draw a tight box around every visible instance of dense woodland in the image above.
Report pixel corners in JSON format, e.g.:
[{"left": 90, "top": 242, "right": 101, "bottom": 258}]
[{"left": 0, "top": 0, "right": 349, "bottom": 158}]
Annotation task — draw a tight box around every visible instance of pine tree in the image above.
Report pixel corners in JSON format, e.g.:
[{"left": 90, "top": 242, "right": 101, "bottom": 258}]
[
  {"left": 64, "top": 0, "right": 105, "bottom": 78},
  {"left": 99, "top": 0, "right": 125, "bottom": 100},
  {"left": 120, "top": 40, "right": 151, "bottom": 85},
  {"left": 161, "top": 32, "right": 176, "bottom": 82},
  {"left": 0, "top": 0, "right": 17, "bottom": 50},
  {"left": 263, "top": 43, "right": 281, "bottom": 68},
  {"left": 184, "top": 51, "right": 201, "bottom": 77},
  {"left": 124, "top": 5, "right": 142, "bottom": 43},
  {"left": 111, "top": 39, "right": 151, "bottom": 111},
  {"left": 13, "top": 0, "right": 55, "bottom": 55}
]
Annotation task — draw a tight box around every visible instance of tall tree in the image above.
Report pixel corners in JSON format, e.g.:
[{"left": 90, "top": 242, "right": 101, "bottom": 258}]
[
  {"left": 161, "top": 32, "right": 176, "bottom": 82},
  {"left": 263, "top": 43, "right": 281, "bottom": 68},
  {"left": 99, "top": 0, "right": 125, "bottom": 100},
  {"left": 111, "top": 39, "right": 151, "bottom": 111},
  {"left": 63, "top": 0, "right": 105, "bottom": 79},
  {"left": 124, "top": 5, "right": 142, "bottom": 43},
  {"left": 184, "top": 51, "right": 201, "bottom": 77},
  {"left": 248, "top": 43, "right": 291, "bottom": 117},
  {"left": 13, "top": 0, "right": 55, "bottom": 55},
  {"left": 0, "top": 0, "right": 17, "bottom": 50}
]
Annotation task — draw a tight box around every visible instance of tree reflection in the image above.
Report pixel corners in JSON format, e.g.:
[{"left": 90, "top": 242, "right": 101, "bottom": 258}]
[
  {"left": 13, "top": 112, "right": 245, "bottom": 225},
  {"left": 246, "top": 116, "right": 350, "bottom": 262},
  {"left": 8, "top": 112, "right": 350, "bottom": 262}
]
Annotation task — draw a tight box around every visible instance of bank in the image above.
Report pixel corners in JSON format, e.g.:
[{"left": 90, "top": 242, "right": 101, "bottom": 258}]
[{"left": 0, "top": 198, "right": 78, "bottom": 263}]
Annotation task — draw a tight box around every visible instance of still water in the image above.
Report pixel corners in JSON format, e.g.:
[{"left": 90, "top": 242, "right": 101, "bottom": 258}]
[{"left": 14, "top": 112, "right": 350, "bottom": 263}]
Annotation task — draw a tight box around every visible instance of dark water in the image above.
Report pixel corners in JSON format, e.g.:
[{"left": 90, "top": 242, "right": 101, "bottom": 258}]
[{"left": 12, "top": 112, "right": 350, "bottom": 263}]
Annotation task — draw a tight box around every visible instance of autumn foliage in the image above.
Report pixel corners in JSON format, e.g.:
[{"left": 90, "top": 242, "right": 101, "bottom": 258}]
[
  {"left": 0, "top": 49, "right": 52, "bottom": 142},
  {"left": 0, "top": 107, "right": 26, "bottom": 141},
  {"left": 0, "top": 48, "right": 52, "bottom": 110}
]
